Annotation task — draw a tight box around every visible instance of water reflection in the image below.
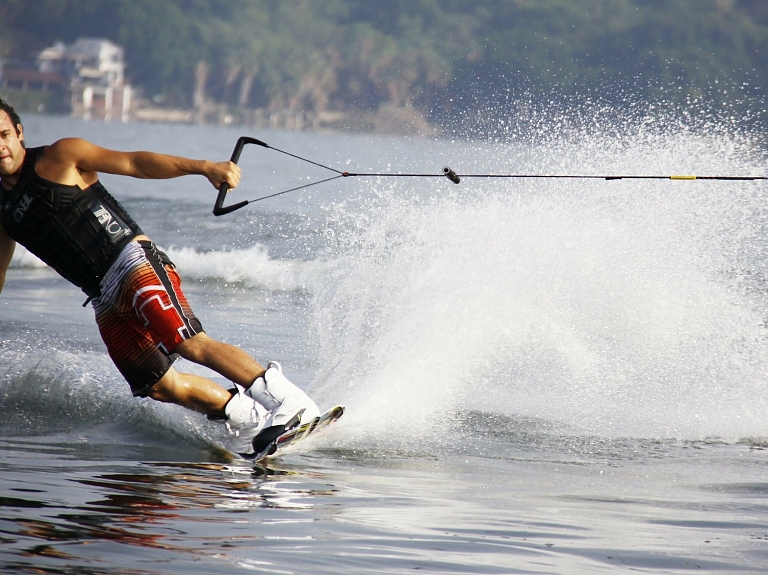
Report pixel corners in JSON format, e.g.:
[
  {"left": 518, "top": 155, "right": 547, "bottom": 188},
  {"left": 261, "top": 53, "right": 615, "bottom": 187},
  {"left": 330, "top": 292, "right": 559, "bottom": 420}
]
[{"left": 1, "top": 460, "right": 341, "bottom": 570}]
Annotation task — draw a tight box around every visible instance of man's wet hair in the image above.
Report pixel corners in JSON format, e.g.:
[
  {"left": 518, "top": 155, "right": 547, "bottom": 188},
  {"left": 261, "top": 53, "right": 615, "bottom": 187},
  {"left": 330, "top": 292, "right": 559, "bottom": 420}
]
[{"left": 0, "top": 98, "right": 23, "bottom": 137}]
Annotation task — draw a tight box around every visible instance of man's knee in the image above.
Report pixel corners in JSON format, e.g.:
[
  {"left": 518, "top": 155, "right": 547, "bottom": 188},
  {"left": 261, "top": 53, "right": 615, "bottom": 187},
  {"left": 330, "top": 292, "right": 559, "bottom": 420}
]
[
  {"left": 146, "top": 368, "right": 180, "bottom": 403},
  {"left": 173, "top": 333, "right": 214, "bottom": 363}
]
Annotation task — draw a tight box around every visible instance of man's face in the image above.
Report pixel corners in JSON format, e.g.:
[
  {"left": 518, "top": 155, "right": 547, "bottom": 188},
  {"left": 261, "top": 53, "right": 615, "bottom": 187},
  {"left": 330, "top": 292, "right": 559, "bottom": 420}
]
[{"left": 0, "top": 110, "right": 25, "bottom": 178}]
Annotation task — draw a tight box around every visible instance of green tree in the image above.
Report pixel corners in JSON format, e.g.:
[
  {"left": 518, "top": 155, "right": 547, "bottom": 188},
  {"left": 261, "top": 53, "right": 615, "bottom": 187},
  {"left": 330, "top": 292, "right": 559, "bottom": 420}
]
[{"left": 1, "top": 0, "right": 766, "bottom": 127}]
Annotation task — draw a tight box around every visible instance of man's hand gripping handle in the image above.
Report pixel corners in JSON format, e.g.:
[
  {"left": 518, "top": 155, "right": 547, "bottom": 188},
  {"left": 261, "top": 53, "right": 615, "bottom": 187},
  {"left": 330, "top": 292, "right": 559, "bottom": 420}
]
[{"left": 213, "top": 136, "right": 269, "bottom": 216}]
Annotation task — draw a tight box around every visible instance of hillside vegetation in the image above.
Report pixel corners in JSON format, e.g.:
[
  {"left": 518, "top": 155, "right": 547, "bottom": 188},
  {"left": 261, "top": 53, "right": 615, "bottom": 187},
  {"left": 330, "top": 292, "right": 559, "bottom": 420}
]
[{"left": 2, "top": 0, "right": 766, "bottom": 132}]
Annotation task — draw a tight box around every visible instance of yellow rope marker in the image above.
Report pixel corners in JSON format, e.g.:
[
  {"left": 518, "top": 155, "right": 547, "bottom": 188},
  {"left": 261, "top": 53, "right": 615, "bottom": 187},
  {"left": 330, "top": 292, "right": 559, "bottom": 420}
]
[{"left": 670, "top": 175, "right": 697, "bottom": 180}]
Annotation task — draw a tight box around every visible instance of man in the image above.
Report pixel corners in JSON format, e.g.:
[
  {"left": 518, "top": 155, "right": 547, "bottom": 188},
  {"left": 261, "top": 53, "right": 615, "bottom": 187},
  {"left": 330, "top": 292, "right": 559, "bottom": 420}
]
[{"left": 0, "top": 98, "right": 319, "bottom": 459}]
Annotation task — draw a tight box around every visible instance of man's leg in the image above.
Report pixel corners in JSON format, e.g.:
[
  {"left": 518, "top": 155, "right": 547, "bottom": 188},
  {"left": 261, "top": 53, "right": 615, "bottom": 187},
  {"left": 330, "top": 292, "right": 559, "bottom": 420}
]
[
  {"left": 145, "top": 332, "right": 269, "bottom": 417},
  {"left": 171, "top": 332, "right": 266, "bottom": 389},
  {"left": 145, "top": 356, "right": 272, "bottom": 456},
  {"left": 145, "top": 365, "right": 232, "bottom": 416},
  {"left": 96, "top": 242, "right": 290, "bottom": 456},
  {"left": 169, "top": 332, "right": 320, "bottom": 425}
]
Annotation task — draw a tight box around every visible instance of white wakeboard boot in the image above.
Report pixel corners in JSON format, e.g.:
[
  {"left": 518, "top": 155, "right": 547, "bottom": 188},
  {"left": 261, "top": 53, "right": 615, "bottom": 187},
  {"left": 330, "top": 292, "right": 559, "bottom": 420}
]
[
  {"left": 245, "top": 362, "right": 321, "bottom": 457},
  {"left": 223, "top": 383, "right": 269, "bottom": 457}
]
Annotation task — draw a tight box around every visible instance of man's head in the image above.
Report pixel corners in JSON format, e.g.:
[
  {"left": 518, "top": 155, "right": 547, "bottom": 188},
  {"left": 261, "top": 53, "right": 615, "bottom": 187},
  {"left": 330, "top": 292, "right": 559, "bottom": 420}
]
[
  {"left": 0, "top": 99, "right": 26, "bottom": 180},
  {"left": 0, "top": 99, "right": 23, "bottom": 139}
]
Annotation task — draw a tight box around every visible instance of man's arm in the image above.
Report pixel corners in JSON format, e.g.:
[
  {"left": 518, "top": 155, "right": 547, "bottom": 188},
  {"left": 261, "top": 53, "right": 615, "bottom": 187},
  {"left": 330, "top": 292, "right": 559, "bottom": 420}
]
[
  {"left": 0, "top": 226, "right": 16, "bottom": 295},
  {"left": 39, "top": 138, "right": 241, "bottom": 190}
]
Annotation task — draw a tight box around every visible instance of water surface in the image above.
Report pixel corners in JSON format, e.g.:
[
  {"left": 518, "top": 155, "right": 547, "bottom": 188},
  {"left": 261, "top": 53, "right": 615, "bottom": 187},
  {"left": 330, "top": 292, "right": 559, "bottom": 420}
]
[{"left": 1, "top": 113, "right": 768, "bottom": 573}]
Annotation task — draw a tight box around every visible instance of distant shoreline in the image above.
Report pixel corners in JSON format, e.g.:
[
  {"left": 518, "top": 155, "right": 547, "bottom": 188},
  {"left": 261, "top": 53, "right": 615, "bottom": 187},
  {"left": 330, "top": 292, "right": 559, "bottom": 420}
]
[
  {"left": 6, "top": 95, "right": 441, "bottom": 138},
  {"left": 132, "top": 102, "right": 441, "bottom": 137}
]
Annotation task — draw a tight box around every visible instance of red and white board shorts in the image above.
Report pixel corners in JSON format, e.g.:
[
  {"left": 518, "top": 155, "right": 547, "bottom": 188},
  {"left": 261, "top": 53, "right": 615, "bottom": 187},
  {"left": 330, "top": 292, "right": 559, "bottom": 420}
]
[{"left": 92, "top": 240, "right": 203, "bottom": 396}]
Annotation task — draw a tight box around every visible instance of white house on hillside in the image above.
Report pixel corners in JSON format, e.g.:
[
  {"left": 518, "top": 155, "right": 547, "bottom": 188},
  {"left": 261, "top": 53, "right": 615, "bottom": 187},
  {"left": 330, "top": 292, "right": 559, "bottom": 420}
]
[{"left": 37, "top": 38, "right": 132, "bottom": 121}]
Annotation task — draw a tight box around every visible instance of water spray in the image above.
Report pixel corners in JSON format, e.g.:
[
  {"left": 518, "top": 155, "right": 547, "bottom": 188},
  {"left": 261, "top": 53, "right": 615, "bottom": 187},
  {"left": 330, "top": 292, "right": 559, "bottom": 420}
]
[{"left": 213, "top": 136, "right": 767, "bottom": 216}]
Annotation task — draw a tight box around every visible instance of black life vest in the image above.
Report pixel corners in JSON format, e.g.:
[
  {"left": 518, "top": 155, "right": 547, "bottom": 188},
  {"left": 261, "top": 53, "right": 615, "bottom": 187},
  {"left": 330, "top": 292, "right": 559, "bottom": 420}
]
[{"left": 0, "top": 146, "right": 143, "bottom": 296}]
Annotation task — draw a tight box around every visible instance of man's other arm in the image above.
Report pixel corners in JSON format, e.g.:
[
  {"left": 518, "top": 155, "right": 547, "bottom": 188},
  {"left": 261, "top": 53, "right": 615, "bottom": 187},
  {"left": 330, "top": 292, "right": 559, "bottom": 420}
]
[{"left": 0, "top": 226, "right": 16, "bottom": 294}]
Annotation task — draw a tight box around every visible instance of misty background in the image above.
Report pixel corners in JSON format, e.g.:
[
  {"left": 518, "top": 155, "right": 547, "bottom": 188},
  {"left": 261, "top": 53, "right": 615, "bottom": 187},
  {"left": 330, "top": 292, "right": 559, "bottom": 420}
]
[{"left": 1, "top": 0, "right": 766, "bottom": 138}]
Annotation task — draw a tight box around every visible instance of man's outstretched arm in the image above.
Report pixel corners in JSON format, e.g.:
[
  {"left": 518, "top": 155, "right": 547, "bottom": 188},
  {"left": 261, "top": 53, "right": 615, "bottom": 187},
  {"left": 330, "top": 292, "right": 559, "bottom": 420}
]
[
  {"left": 0, "top": 227, "right": 16, "bottom": 295},
  {"left": 40, "top": 138, "right": 241, "bottom": 190}
]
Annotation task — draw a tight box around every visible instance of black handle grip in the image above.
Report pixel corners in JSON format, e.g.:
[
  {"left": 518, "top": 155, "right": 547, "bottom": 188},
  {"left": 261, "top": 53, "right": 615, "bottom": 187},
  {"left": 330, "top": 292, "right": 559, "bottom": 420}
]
[
  {"left": 213, "top": 136, "right": 269, "bottom": 216},
  {"left": 443, "top": 166, "right": 461, "bottom": 184}
]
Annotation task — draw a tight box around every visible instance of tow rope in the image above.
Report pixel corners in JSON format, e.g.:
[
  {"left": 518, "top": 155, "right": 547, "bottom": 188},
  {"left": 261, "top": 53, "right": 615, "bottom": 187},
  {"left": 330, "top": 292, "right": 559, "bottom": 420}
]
[{"left": 213, "top": 136, "right": 768, "bottom": 216}]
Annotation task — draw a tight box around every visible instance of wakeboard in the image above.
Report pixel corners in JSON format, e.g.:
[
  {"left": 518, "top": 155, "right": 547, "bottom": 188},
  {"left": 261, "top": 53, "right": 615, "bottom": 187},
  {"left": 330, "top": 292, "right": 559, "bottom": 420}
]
[{"left": 252, "top": 405, "right": 345, "bottom": 463}]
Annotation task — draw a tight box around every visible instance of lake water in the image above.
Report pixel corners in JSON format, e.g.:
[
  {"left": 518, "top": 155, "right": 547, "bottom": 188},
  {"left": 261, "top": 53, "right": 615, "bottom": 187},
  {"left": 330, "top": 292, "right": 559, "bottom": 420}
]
[{"left": 1, "top": 113, "right": 768, "bottom": 573}]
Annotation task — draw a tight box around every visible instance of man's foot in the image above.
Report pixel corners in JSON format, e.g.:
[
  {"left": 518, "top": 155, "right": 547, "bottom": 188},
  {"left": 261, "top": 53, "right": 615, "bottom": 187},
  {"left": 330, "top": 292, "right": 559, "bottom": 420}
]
[
  {"left": 249, "top": 410, "right": 304, "bottom": 461},
  {"left": 246, "top": 361, "right": 321, "bottom": 426},
  {"left": 223, "top": 383, "right": 268, "bottom": 456}
]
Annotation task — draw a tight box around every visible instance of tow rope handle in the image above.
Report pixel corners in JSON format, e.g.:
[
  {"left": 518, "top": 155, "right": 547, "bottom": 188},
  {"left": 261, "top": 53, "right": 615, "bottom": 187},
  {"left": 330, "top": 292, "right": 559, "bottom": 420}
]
[{"left": 213, "top": 136, "right": 269, "bottom": 216}]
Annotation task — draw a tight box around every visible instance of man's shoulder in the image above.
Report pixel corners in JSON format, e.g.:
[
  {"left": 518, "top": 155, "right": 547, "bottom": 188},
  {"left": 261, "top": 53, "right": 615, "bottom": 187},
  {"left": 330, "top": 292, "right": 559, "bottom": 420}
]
[
  {"left": 43, "top": 138, "right": 84, "bottom": 157},
  {"left": 44, "top": 137, "right": 107, "bottom": 160},
  {"left": 30, "top": 140, "right": 98, "bottom": 187}
]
